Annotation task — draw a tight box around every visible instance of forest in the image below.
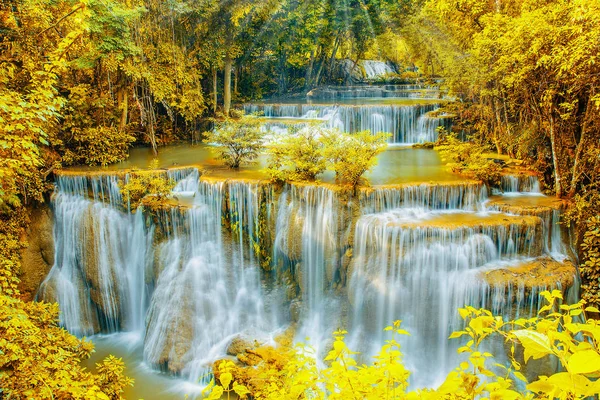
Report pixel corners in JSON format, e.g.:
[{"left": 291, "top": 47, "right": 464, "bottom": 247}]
[{"left": 1, "top": 0, "right": 600, "bottom": 399}]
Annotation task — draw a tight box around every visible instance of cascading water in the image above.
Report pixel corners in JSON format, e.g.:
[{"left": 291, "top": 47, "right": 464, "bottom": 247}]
[
  {"left": 39, "top": 175, "right": 153, "bottom": 336},
  {"left": 40, "top": 171, "right": 280, "bottom": 389},
  {"left": 360, "top": 60, "right": 396, "bottom": 79},
  {"left": 272, "top": 184, "right": 350, "bottom": 353},
  {"left": 244, "top": 103, "right": 447, "bottom": 143},
  {"left": 501, "top": 174, "right": 542, "bottom": 193},
  {"left": 359, "top": 182, "right": 488, "bottom": 212},
  {"left": 41, "top": 164, "right": 574, "bottom": 394},
  {"left": 243, "top": 82, "right": 454, "bottom": 144},
  {"left": 307, "top": 85, "right": 439, "bottom": 100}
]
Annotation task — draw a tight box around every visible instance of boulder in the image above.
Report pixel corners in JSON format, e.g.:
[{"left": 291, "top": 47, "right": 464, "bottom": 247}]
[
  {"left": 227, "top": 335, "right": 257, "bottom": 357},
  {"left": 19, "top": 206, "right": 55, "bottom": 300}
]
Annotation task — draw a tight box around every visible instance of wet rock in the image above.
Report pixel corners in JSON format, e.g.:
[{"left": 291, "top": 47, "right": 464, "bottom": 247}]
[
  {"left": 290, "top": 300, "right": 302, "bottom": 323},
  {"left": 227, "top": 336, "right": 257, "bottom": 357},
  {"left": 145, "top": 291, "right": 195, "bottom": 374},
  {"left": 38, "top": 272, "right": 101, "bottom": 335},
  {"left": 19, "top": 206, "right": 55, "bottom": 300},
  {"left": 285, "top": 206, "right": 304, "bottom": 261}
]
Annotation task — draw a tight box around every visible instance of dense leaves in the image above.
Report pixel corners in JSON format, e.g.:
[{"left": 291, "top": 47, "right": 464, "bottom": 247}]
[
  {"left": 266, "top": 126, "right": 329, "bottom": 182},
  {"left": 207, "top": 292, "right": 600, "bottom": 399},
  {"left": 266, "top": 128, "right": 388, "bottom": 187},
  {"left": 322, "top": 130, "right": 389, "bottom": 187},
  {"left": 0, "top": 294, "right": 133, "bottom": 399},
  {"left": 205, "top": 113, "right": 264, "bottom": 169},
  {"left": 403, "top": 0, "right": 600, "bottom": 199}
]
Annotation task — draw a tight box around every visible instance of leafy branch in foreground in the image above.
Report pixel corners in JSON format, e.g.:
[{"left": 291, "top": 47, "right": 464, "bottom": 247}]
[{"left": 206, "top": 291, "right": 600, "bottom": 399}]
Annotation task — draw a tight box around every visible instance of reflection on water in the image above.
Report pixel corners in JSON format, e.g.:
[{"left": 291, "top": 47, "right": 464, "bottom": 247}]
[{"left": 64, "top": 144, "right": 463, "bottom": 185}]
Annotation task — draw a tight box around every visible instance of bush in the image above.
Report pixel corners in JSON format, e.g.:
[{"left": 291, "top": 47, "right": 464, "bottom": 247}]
[
  {"left": 61, "top": 126, "right": 135, "bottom": 167},
  {"left": 59, "top": 84, "right": 135, "bottom": 167},
  {"left": 0, "top": 294, "right": 134, "bottom": 399},
  {"left": 205, "top": 112, "right": 264, "bottom": 169},
  {"left": 120, "top": 163, "right": 175, "bottom": 212},
  {"left": 322, "top": 130, "right": 389, "bottom": 187},
  {"left": 579, "top": 216, "right": 600, "bottom": 308},
  {"left": 266, "top": 126, "right": 329, "bottom": 182},
  {"left": 435, "top": 132, "right": 502, "bottom": 186}
]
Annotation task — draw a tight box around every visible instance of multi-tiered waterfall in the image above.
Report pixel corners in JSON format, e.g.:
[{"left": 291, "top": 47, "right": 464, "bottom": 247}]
[
  {"left": 244, "top": 84, "right": 452, "bottom": 144},
  {"left": 38, "top": 164, "right": 576, "bottom": 396}
]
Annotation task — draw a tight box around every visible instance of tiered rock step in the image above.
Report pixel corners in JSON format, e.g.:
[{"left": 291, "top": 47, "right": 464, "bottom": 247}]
[
  {"left": 480, "top": 257, "right": 576, "bottom": 289},
  {"left": 53, "top": 168, "right": 198, "bottom": 205},
  {"left": 353, "top": 211, "right": 546, "bottom": 274},
  {"left": 486, "top": 195, "right": 565, "bottom": 215},
  {"left": 478, "top": 257, "right": 577, "bottom": 317},
  {"left": 486, "top": 195, "right": 566, "bottom": 254},
  {"left": 360, "top": 181, "right": 486, "bottom": 211}
]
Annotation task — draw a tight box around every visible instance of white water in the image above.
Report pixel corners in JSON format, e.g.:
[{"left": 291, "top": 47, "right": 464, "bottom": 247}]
[
  {"left": 40, "top": 160, "right": 574, "bottom": 395},
  {"left": 501, "top": 175, "right": 542, "bottom": 193},
  {"left": 40, "top": 172, "right": 281, "bottom": 386},
  {"left": 244, "top": 103, "right": 450, "bottom": 143},
  {"left": 40, "top": 164, "right": 576, "bottom": 396},
  {"left": 361, "top": 60, "right": 395, "bottom": 79}
]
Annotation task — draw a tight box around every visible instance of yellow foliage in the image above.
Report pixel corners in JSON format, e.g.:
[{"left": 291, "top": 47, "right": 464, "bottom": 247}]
[
  {"left": 207, "top": 293, "right": 600, "bottom": 399},
  {"left": 0, "top": 294, "right": 133, "bottom": 399},
  {"left": 435, "top": 131, "right": 502, "bottom": 186},
  {"left": 119, "top": 164, "right": 176, "bottom": 212}
]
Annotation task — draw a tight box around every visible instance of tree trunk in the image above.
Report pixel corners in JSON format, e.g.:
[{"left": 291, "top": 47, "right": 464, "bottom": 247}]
[
  {"left": 347, "top": 57, "right": 360, "bottom": 85},
  {"left": 224, "top": 57, "right": 232, "bottom": 116},
  {"left": 549, "top": 114, "right": 563, "bottom": 197},
  {"left": 568, "top": 96, "right": 592, "bottom": 197},
  {"left": 305, "top": 49, "right": 315, "bottom": 89},
  {"left": 314, "top": 55, "right": 326, "bottom": 87},
  {"left": 325, "top": 35, "right": 340, "bottom": 81},
  {"left": 119, "top": 87, "right": 128, "bottom": 131},
  {"left": 234, "top": 65, "right": 238, "bottom": 95},
  {"left": 212, "top": 67, "right": 218, "bottom": 114},
  {"left": 117, "top": 71, "right": 128, "bottom": 131},
  {"left": 493, "top": 98, "right": 503, "bottom": 154}
]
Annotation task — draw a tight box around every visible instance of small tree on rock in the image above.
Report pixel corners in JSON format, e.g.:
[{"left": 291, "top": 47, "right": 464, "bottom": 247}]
[
  {"left": 322, "top": 130, "right": 389, "bottom": 187},
  {"left": 266, "top": 126, "right": 329, "bottom": 182},
  {"left": 205, "top": 112, "right": 264, "bottom": 169}
]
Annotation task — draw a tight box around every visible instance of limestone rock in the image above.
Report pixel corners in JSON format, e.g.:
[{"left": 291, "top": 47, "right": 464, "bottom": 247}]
[
  {"left": 290, "top": 300, "right": 302, "bottom": 323},
  {"left": 227, "top": 335, "right": 257, "bottom": 357},
  {"left": 19, "top": 206, "right": 55, "bottom": 300}
]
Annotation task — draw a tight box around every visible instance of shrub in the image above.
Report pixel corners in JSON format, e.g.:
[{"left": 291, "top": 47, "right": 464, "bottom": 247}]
[
  {"left": 435, "top": 132, "right": 502, "bottom": 186},
  {"left": 120, "top": 166, "right": 175, "bottom": 212},
  {"left": 266, "top": 126, "right": 329, "bottom": 182},
  {"left": 322, "top": 130, "right": 389, "bottom": 187},
  {"left": 61, "top": 126, "right": 135, "bottom": 167},
  {"left": 579, "top": 216, "right": 600, "bottom": 308},
  {"left": 0, "top": 294, "right": 133, "bottom": 399},
  {"left": 205, "top": 112, "right": 264, "bottom": 169}
]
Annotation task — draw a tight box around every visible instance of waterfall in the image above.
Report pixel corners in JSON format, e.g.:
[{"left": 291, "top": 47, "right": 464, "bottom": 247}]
[
  {"left": 243, "top": 103, "right": 451, "bottom": 143},
  {"left": 501, "top": 175, "right": 542, "bottom": 193},
  {"left": 359, "top": 182, "right": 488, "bottom": 212},
  {"left": 40, "top": 171, "right": 279, "bottom": 385},
  {"left": 360, "top": 61, "right": 395, "bottom": 79},
  {"left": 40, "top": 168, "right": 575, "bottom": 390},
  {"left": 272, "top": 184, "right": 349, "bottom": 353},
  {"left": 38, "top": 188, "right": 153, "bottom": 335},
  {"left": 349, "top": 184, "right": 569, "bottom": 387}
]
